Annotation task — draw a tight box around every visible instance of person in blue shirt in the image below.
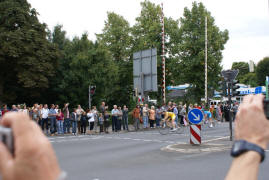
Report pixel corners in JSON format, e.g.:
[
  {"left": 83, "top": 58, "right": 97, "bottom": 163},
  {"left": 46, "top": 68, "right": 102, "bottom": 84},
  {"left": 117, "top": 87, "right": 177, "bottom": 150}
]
[{"left": 203, "top": 109, "right": 213, "bottom": 128}]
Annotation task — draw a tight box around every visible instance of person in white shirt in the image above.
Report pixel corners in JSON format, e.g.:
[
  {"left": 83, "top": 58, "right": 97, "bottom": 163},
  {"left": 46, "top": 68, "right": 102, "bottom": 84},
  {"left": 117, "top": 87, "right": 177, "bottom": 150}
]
[
  {"left": 111, "top": 105, "right": 119, "bottom": 132},
  {"left": 55, "top": 105, "right": 59, "bottom": 114},
  {"left": 22, "top": 105, "right": 29, "bottom": 115},
  {"left": 41, "top": 104, "right": 49, "bottom": 134},
  {"left": 91, "top": 106, "right": 98, "bottom": 133},
  {"left": 87, "top": 110, "right": 95, "bottom": 134}
]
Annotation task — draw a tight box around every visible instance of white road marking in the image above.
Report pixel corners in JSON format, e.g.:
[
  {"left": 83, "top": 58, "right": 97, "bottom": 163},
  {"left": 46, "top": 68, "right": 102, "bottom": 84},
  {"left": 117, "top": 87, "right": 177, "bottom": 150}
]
[{"left": 202, "top": 136, "right": 230, "bottom": 143}]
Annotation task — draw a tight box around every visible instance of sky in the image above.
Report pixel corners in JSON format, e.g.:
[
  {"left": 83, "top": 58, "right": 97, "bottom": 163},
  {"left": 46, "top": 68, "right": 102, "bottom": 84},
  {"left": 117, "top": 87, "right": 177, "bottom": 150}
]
[{"left": 27, "top": 0, "right": 269, "bottom": 69}]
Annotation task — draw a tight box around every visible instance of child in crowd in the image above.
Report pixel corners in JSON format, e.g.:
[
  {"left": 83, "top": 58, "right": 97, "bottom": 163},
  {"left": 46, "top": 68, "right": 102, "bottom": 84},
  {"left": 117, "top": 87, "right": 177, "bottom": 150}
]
[
  {"left": 81, "top": 111, "right": 87, "bottom": 135},
  {"left": 99, "top": 113, "right": 104, "bottom": 133}
]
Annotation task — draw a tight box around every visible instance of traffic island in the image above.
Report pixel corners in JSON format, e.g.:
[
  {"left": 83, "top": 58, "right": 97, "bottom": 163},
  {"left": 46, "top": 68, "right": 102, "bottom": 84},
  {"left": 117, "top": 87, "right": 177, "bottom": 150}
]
[{"left": 161, "top": 143, "right": 232, "bottom": 153}]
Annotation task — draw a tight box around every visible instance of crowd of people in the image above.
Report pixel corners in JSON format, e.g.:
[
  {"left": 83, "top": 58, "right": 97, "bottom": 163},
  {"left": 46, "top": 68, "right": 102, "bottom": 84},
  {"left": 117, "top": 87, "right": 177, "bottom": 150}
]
[
  {"left": 0, "top": 95, "right": 267, "bottom": 180},
  {"left": 0, "top": 101, "right": 239, "bottom": 136}
]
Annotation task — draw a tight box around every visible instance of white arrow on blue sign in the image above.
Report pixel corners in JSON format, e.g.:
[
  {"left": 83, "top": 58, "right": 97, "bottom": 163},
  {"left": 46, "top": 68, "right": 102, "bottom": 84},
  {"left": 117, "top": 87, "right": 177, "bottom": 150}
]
[{"left": 188, "top": 108, "right": 204, "bottom": 124}]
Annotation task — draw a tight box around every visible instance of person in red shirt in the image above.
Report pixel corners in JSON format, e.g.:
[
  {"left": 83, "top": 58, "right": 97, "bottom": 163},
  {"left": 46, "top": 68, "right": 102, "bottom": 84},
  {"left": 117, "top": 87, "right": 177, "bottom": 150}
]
[
  {"left": 56, "top": 109, "right": 64, "bottom": 135},
  {"left": 2, "top": 104, "right": 9, "bottom": 116}
]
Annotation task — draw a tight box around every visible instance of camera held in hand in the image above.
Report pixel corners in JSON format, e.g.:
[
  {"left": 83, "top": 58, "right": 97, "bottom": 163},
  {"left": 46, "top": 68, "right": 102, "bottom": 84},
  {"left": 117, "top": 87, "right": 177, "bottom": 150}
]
[{"left": 0, "top": 126, "right": 14, "bottom": 154}]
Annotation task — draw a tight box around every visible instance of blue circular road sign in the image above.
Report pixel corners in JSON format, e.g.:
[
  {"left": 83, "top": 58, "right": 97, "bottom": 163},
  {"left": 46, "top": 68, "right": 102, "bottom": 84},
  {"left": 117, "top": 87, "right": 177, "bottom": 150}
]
[{"left": 188, "top": 108, "right": 204, "bottom": 124}]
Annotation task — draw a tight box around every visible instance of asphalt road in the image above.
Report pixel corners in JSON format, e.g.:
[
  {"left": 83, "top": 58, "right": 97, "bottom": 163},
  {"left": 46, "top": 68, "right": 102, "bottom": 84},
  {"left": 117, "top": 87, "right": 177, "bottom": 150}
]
[{"left": 50, "top": 123, "right": 269, "bottom": 180}]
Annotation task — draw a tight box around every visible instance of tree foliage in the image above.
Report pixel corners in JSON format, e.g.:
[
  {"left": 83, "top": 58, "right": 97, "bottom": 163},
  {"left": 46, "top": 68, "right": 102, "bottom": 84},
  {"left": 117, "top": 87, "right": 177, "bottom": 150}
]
[
  {"left": 97, "top": 12, "right": 133, "bottom": 106},
  {"left": 177, "top": 2, "right": 229, "bottom": 102},
  {"left": 231, "top": 61, "right": 258, "bottom": 86},
  {"left": 1, "top": 0, "right": 231, "bottom": 107},
  {"left": 256, "top": 57, "right": 269, "bottom": 86},
  {"left": 53, "top": 33, "right": 119, "bottom": 107},
  {"left": 0, "top": 0, "right": 59, "bottom": 104},
  {"left": 231, "top": 62, "right": 249, "bottom": 81}
]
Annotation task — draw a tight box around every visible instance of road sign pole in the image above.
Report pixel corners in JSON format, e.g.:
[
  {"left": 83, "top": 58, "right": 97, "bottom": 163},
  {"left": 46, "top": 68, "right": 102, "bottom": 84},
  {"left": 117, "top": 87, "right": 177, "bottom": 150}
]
[
  {"left": 190, "top": 124, "right": 201, "bottom": 145},
  {"left": 188, "top": 108, "right": 204, "bottom": 145},
  {"left": 221, "top": 70, "right": 238, "bottom": 141},
  {"left": 228, "top": 82, "right": 233, "bottom": 141},
  {"left": 161, "top": 3, "right": 166, "bottom": 105}
]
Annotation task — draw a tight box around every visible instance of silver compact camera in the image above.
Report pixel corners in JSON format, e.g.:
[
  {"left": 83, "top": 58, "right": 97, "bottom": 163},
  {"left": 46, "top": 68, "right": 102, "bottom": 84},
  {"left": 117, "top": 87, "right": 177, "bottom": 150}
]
[{"left": 0, "top": 126, "right": 14, "bottom": 154}]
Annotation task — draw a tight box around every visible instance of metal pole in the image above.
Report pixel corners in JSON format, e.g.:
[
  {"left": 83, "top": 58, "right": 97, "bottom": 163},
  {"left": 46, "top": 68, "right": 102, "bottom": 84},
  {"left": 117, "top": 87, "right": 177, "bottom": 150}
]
[
  {"left": 161, "top": 3, "right": 166, "bottom": 104},
  {"left": 141, "top": 72, "right": 144, "bottom": 101},
  {"left": 205, "top": 16, "right": 208, "bottom": 106},
  {"left": 228, "top": 82, "right": 233, "bottom": 141}
]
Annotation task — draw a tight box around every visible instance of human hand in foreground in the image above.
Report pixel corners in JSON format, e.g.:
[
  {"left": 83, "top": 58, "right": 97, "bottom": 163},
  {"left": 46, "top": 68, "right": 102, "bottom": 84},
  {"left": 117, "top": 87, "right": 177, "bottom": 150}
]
[
  {"left": 235, "top": 94, "right": 269, "bottom": 149},
  {"left": 0, "top": 112, "right": 61, "bottom": 180}
]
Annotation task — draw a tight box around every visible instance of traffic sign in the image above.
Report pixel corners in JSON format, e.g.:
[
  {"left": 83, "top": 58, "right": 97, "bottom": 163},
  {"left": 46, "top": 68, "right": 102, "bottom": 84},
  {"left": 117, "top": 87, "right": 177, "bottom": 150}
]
[{"left": 188, "top": 108, "right": 204, "bottom": 124}]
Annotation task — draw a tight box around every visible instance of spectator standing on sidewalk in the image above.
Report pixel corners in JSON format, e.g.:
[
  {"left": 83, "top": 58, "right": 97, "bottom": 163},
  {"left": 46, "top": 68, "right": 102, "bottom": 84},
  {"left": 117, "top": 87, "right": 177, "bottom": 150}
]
[
  {"left": 87, "top": 109, "right": 95, "bottom": 134},
  {"left": 32, "top": 105, "right": 39, "bottom": 123},
  {"left": 99, "top": 102, "right": 105, "bottom": 117},
  {"left": 224, "top": 104, "right": 230, "bottom": 121},
  {"left": 37, "top": 104, "right": 43, "bottom": 126},
  {"left": 232, "top": 102, "right": 239, "bottom": 121},
  {"left": 216, "top": 103, "right": 222, "bottom": 122},
  {"left": 41, "top": 104, "right": 49, "bottom": 134},
  {"left": 132, "top": 105, "right": 140, "bottom": 131},
  {"left": 10, "top": 105, "right": 18, "bottom": 112},
  {"left": 180, "top": 105, "right": 187, "bottom": 125},
  {"left": 117, "top": 106, "right": 123, "bottom": 131},
  {"left": 155, "top": 106, "right": 162, "bottom": 128},
  {"left": 1, "top": 104, "right": 9, "bottom": 116},
  {"left": 104, "top": 107, "right": 110, "bottom": 133},
  {"left": 92, "top": 106, "right": 98, "bottom": 133},
  {"left": 48, "top": 104, "right": 57, "bottom": 136},
  {"left": 142, "top": 104, "right": 149, "bottom": 129},
  {"left": 76, "top": 105, "right": 84, "bottom": 134},
  {"left": 99, "top": 102, "right": 106, "bottom": 132},
  {"left": 149, "top": 106, "right": 156, "bottom": 128},
  {"left": 63, "top": 103, "right": 70, "bottom": 134},
  {"left": 111, "top": 105, "right": 119, "bottom": 132},
  {"left": 99, "top": 113, "right": 104, "bottom": 133},
  {"left": 81, "top": 111, "right": 87, "bottom": 135},
  {"left": 71, "top": 108, "right": 77, "bottom": 135},
  {"left": 22, "top": 104, "right": 29, "bottom": 115},
  {"left": 122, "top": 105, "right": 129, "bottom": 131},
  {"left": 56, "top": 109, "right": 64, "bottom": 135}
]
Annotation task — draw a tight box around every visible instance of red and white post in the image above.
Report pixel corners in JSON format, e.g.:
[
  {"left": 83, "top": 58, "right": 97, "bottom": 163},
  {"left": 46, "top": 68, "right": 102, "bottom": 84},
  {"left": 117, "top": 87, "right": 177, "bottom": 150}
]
[
  {"left": 161, "top": 3, "right": 166, "bottom": 105},
  {"left": 190, "top": 125, "right": 201, "bottom": 145}
]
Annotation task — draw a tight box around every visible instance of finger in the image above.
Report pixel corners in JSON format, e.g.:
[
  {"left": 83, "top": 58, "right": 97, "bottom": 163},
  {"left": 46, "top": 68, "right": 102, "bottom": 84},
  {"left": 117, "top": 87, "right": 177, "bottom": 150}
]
[
  {"left": 1, "top": 112, "right": 39, "bottom": 138},
  {"left": 242, "top": 95, "right": 254, "bottom": 105},
  {"left": 0, "top": 142, "right": 13, "bottom": 173},
  {"left": 252, "top": 94, "right": 264, "bottom": 109}
]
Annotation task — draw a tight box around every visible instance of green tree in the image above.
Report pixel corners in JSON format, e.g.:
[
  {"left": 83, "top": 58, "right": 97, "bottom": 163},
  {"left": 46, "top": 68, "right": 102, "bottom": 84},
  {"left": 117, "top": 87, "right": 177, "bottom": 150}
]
[
  {"left": 241, "top": 73, "right": 258, "bottom": 87},
  {"left": 256, "top": 57, "right": 269, "bottom": 86},
  {"left": 56, "top": 34, "right": 119, "bottom": 108},
  {"left": 132, "top": 1, "right": 181, "bottom": 102},
  {"left": 44, "top": 25, "right": 71, "bottom": 104},
  {"left": 0, "top": 0, "right": 59, "bottom": 104},
  {"left": 231, "top": 62, "right": 249, "bottom": 82},
  {"left": 178, "top": 2, "right": 229, "bottom": 102},
  {"left": 97, "top": 12, "right": 133, "bottom": 106}
]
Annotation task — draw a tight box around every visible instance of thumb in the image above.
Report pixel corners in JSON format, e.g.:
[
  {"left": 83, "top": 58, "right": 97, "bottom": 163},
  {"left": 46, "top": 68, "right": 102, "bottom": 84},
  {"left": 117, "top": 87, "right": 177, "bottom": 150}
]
[{"left": 0, "top": 142, "right": 13, "bottom": 173}]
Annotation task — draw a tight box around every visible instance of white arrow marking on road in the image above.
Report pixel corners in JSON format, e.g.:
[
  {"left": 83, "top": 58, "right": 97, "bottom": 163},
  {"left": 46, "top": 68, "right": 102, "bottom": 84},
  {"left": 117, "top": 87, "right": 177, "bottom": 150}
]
[{"left": 191, "top": 112, "right": 200, "bottom": 121}]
